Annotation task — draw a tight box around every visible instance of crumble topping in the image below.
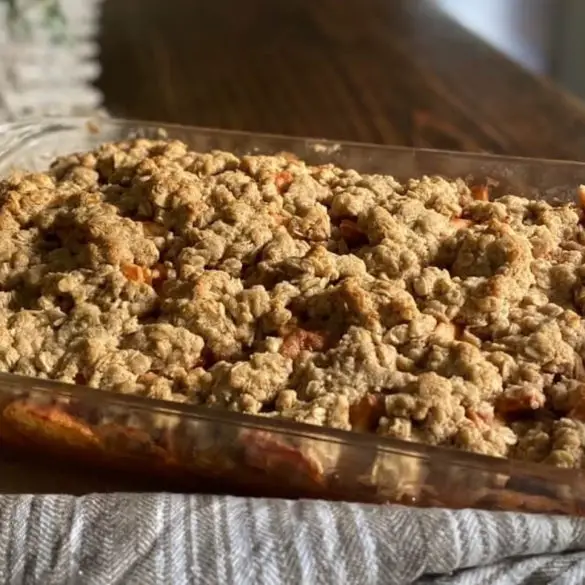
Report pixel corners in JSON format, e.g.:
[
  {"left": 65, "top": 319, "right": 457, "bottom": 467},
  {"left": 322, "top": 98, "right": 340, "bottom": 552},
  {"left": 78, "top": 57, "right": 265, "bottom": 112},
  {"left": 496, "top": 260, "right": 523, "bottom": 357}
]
[{"left": 3, "top": 138, "right": 585, "bottom": 469}]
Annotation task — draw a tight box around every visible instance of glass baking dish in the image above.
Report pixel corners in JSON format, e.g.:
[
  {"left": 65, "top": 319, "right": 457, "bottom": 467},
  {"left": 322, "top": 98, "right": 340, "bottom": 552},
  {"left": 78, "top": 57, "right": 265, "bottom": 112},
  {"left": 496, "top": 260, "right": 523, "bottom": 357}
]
[{"left": 2, "top": 116, "right": 585, "bottom": 515}]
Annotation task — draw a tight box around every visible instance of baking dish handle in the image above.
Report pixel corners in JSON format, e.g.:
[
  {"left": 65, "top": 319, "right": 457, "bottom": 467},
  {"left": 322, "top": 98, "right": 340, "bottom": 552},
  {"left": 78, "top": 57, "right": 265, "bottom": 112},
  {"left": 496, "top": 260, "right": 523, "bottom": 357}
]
[
  {"left": 0, "top": 117, "right": 95, "bottom": 172},
  {"left": 0, "top": 118, "right": 58, "bottom": 150}
]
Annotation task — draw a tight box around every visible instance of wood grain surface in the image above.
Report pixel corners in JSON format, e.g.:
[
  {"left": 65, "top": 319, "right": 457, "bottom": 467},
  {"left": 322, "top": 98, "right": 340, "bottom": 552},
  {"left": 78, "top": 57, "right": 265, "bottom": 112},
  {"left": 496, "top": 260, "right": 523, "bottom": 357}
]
[
  {"left": 4, "top": 0, "right": 585, "bottom": 494},
  {"left": 97, "top": 0, "right": 585, "bottom": 161}
]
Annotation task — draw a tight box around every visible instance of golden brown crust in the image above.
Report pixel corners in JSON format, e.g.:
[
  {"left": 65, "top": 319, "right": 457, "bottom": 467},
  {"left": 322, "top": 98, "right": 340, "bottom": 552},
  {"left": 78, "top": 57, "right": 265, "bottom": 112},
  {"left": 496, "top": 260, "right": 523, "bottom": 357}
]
[{"left": 3, "top": 138, "right": 585, "bottom": 483}]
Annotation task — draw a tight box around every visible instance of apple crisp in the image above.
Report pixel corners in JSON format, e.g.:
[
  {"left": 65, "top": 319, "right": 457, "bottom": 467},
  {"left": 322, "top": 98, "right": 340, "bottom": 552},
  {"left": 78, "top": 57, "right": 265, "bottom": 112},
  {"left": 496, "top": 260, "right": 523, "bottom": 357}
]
[{"left": 2, "top": 138, "right": 585, "bottom": 470}]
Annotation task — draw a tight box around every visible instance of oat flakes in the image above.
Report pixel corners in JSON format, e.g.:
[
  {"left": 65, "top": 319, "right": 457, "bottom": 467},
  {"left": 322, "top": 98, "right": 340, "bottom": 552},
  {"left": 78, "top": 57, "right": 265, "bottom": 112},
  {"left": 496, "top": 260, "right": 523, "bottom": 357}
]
[{"left": 2, "top": 139, "right": 585, "bottom": 469}]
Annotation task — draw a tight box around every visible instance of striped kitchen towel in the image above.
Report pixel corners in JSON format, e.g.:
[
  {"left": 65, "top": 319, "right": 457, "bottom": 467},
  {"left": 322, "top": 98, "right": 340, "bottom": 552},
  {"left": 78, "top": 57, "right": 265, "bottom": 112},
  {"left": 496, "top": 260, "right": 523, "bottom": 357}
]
[{"left": 1, "top": 493, "right": 585, "bottom": 584}]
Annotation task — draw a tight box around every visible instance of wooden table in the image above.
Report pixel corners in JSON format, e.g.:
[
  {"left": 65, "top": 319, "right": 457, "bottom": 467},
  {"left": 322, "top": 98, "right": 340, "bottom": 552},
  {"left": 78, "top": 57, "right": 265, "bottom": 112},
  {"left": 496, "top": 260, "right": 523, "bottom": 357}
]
[
  {"left": 97, "top": 0, "right": 585, "bottom": 161},
  {"left": 3, "top": 0, "right": 585, "bottom": 494}
]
